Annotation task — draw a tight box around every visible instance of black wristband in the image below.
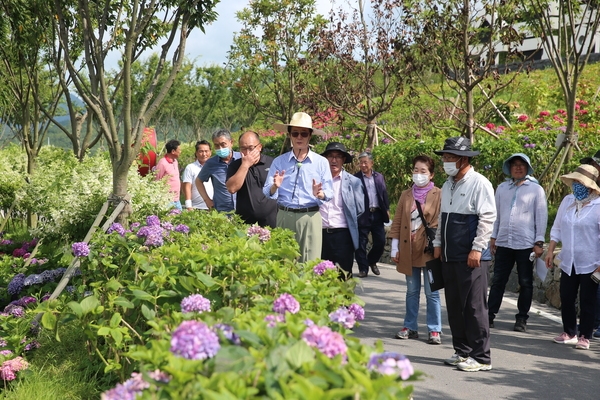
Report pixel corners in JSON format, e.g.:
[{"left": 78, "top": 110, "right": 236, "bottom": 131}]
[{"left": 534, "top": 242, "right": 544, "bottom": 247}]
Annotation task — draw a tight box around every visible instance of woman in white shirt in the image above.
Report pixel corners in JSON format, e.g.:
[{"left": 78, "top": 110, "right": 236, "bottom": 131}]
[{"left": 545, "top": 164, "right": 600, "bottom": 350}]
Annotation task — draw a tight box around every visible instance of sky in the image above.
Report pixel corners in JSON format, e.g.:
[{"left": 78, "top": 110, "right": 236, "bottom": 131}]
[{"left": 129, "top": 0, "right": 335, "bottom": 67}]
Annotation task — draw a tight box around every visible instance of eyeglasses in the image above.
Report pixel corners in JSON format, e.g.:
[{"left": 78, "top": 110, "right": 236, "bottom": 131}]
[
  {"left": 441, "top": 155, "right": 460, "bottom": 162},
  {"left": 240, "top": 145, "right": 259, "bottom": 152},
  {"left": 326, "top": 154, "right": 345, "bottom": 160},
  {"left": 290, "top": 131, "right": 310, "bottom": 138}
]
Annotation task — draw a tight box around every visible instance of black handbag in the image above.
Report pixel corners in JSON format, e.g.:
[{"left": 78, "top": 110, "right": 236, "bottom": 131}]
[{"left": 415, "top": 200, "right": 436, "bottom": 255}]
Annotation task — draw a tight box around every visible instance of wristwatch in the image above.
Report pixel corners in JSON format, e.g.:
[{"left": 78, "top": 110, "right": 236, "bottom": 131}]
[{"left": 534, "top": 241, "right": 544, "bottom": 248}]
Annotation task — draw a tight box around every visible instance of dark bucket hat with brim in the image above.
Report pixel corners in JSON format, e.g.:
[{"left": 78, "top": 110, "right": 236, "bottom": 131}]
[
  {"left": 434, "top": 136, "right": 480, "bottom": 157},
  {"left": 321, "top": 142, "right": 353, "bottom": 164}
]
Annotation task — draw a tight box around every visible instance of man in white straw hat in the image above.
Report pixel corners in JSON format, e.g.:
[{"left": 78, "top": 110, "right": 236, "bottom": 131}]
[
  {"left": 546, "top": 164, "right": 600, "bottom": 350},
  {"left": 263, "top": 112, "right": 333, "bottom": 263}
]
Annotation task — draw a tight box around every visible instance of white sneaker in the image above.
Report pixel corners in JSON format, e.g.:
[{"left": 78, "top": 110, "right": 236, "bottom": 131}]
[
  {"left": 456, "top": 357, "right": 492, "bottom": 372},
  {"left": 443, "top": 353, "right": 467, "bottom": 366}
]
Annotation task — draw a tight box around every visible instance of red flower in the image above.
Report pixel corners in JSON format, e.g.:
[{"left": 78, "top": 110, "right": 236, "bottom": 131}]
[
  {"left": 517, "top": 115, "right": 528, "bottom": 122},
  {"left": 486, "top": 122, "right": 495, "bottom": 130},
  {"left": 539, "top": 111, "right": 550, "bottom": 117}
]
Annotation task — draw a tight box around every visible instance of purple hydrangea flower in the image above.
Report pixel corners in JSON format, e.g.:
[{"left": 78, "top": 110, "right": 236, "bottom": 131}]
[
  {"left": 264, "top": 314, "right": 285, "bottom": 328},
  {"left": 180, "top": 294, "right": 211, "bottom": 313},
  {"left": 14, "top": 296, "right": 36, "bottom": 307},
  {"left": 24, "top": 340, "right": 40, "bottom": 351},
  {"left": 12, "top": 248, "right": 26, "bottom": 258},
  {"left": 5, "top": 305, "right": 25, "bottom": 318},
  {"left": 107, "top": 223, "right": 126, "bottom": 236},
  {"left": 304, "top": 318, "right": 315, "bottom": 327},
  {"left": 301, "top": 325, "right": 347, "bottom": 360},
  {"left": 174, "top": 224, "right": 190, "bottom": 234},
  {"left": 161, "top": 222, "right": 174, "bottom": 231},
  {"left": 367, "top": 352, "right": 414, "bottom": 380},
  {"left": 0, "top": 338, "right": 7, "bottom": 347},
  {"left": 41, "top": 293, "right": 51, "bottom": 302},
  {"left": 329, "top": 307, "right": 356, "bottom": 329},
  {"left": 313, "top": 260, "right": 336, "bottom": 275},
  {"left": 0, "top": 350, "right": 13, "bottom": 356},
  {"left": 130, "top": 222, "right": 141, "bottom": 230},
  {"left": 348, "top": 303, "right": 365, "bottom": 321},
  {"left": 72, "top": 242, "right": 90, "bottom": 257},
  {"left": 273, "top": 293, "right": 300, "bottom": 314},
  {"left": 101, "top": 370, "right": 171, "bottom": 400},
  {"left": 7, "top": 274, "right": 25, "bottom": 296},
  {"left": 213, "top": 323, "right": 241, "bottom": 345},
  {"left": 170, "top": 320, "right": 220, "bottom": 360},
  {"left": 168, "top": 208, "right": 182, "bottom": 215},
  {"left": 0, "top": 239, "right": 12, "bottom": 245},
  {"left": 146, "top": 215, "right": 160, "bottom": 226},
  {"left": 137, "top": 225, "right": 165, "bottom": 247},
  {"left": 247, "top": 225, "right": 270, "bottom": 242}
]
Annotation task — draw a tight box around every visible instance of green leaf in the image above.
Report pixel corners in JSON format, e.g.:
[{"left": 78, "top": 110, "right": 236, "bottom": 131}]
[
  {"left": 80, "top": 295, "right": 99, "bottom": 316},
  {"left": 106, "top": 279, "right": 123, "bottom": 291},
  {"left": 131, "top": 289, "right": 154, "bottom": 302},
  {"left": 66, "top": 301, "right": 83, "bottom": 318},
  {"left": 158, "top": 290, "right": 178, "bottom": 298},
  {"left": 41, "top": 312, "right": 57, "bottom": 330},
  {"left": 97, "top": 327, "right": 110, "bottom": 336},
  {"left": 110, "top": 328, "right": 123, "bottom": 346},
  {"left": 194, "top": 272, "right": 217, "bottom": 288},
  {"left": 141, "top": 304, "right": 156, "bottom": 320},
  {"left": 285, "top": 340, "right": 315, "bottom": 369},
  {"left": 109, "top": 312, "right": 122, "bottom": 328},
  {"left": 113, "top": 297, "right": 134, "bottom": 309}
]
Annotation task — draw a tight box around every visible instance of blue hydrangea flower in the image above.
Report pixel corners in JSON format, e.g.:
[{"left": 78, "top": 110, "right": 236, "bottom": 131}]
[
  {"left": 146, "top": 215, "right": 160, "bottom": 226},
  {"left": 180, "top": 294, "right": 211, "bottom": 313},
  {"left": 7, "top": 274, "right": 25, "bottom": 295},
  {"left": 367, "top": 352, "right": 414, "bottom": 380},
  {"left": 170, "top": 320, "right": 220, "bottom": 360},
  {"left": 272, "top": 293, "right": 300, "bottom": 314},
  {"left": 329, "top": 307, "right": 356, "bottom": 329},
  {"left": 174, "top": 224, "right": 189, "bottom": 234},
  {"left": 107, "top": 223, "right": 126, "bottom": 236},
  {"left": 72, "top": 242, "right": 90, "bottom": 257}
]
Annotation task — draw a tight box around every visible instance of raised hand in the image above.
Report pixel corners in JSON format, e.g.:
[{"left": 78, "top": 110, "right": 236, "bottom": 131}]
[
  {"left": 312, "top": 179, "right": 323, "bottom": 199},
  {"left": 273, "top": 170, "right": 285, "bottom": 189}
]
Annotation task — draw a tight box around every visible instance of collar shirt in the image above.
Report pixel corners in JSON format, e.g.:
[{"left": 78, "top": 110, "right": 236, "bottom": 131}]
[
  {"left": 320, "top": 174, "right": 348, "bottom": 228},
  {"left": 263, "top": 150, "right": 333, "bottom": 208},
  {"left": 198, "top": 152, "right": 241, "bottom": 212},
  {"left": 550, "top": 195, "right": 600, "bottom": 275},
  {"left": 491, "top": 179, "right": 548, "bottom": 249},
  {"left": 155, "top": 156, "right": 180, "bottom": 201},
  {"left": 362, "top": 173, "right": 379, "bottom": 208},
  {"left": 182, "top": 161, "right": 213, "bottom": 209}
]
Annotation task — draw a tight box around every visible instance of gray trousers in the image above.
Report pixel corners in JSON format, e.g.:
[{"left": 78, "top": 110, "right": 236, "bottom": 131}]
[
  {"left": 442, "top": 260, "right": 491, "bottom": 364},
  {"left": 277, "top": 209, "right": 322, "bottom": 263}
]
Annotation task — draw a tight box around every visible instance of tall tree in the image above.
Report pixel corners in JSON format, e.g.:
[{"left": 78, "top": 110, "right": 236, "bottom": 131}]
[
  {"left": 48, "top": 0, "right": 219, "bottom": 217},
  {"left": 402, "top": 0, "right": 527, "bottom": 141},
  {"left": 309, "top": 0, "right": 414, "bottom": 150},
  {"left": 520, "top": 0, "right": 600, "bottom": 194},
  {"left": 228, "top": 0, "right": 326, "bottom": 125}
]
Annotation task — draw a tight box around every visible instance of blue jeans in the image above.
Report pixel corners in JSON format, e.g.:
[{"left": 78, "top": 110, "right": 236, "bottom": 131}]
[
  {"left": 171, "top": 201, "right": 182, "bottom": 211},
  {"left": 488, "top": 247, "right": 533, "bottom": 321},
  {"left": 403, "top": 267, "right": 442, "bottom": 332}
]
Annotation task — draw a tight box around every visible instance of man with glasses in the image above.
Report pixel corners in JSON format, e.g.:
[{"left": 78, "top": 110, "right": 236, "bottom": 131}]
[
  {"left": 488, "top": 153, "right": 547, "bottom": 333},
  {"left": 320, "top": 142, "right": 364, "bottom": 279},
  {"left": 182, "top": 140, "right": 213, "bottom": 211},
  {"left": 197, "top": 129, "right": 241, "bottom": 212},
  {"left": 226, "top": 131, "right": 278, "bottom": 228},
  {"left": 263, "top": 112, "right": 333, "bottom": 263},
  {"left": 354, "top": 152, "right": 390, "bottom": 278},
  {"left": 432, "top": 137, "right": 496, "bottom": 372}
]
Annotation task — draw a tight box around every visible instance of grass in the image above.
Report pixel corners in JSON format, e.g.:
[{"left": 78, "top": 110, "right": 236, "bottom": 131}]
[{"left": 0, "top": 324, "right": 116, "bottom": 400}]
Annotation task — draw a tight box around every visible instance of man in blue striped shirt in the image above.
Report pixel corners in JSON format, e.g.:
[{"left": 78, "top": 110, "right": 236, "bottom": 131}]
[
  {"left": 488, "top": 153, "right": 548, "bottom": 333},
  {"left": 263, "top": 112, "right": 333, "bottom": 263}
]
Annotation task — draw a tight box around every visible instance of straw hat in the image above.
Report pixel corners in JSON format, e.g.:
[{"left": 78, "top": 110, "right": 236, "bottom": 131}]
[
  {"left": 560, "top": 164, "right": 600, "bottom": 194},
  {"left": 433, "top": 136, "right": 480, "bottom": 157},
  {"left": 273, "top": 112, "right": 325, "bottom": 136}
]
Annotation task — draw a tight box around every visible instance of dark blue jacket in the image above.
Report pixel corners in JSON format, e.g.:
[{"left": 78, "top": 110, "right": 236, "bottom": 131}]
[{"left": 355, "top": 170, "right": 390, "bottom": 226}]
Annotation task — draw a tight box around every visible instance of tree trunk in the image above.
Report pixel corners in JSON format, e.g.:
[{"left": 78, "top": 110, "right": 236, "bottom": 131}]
[
  {"left": 112, "top": 159, "right": 133, "bottom": 223},
  {"left": 364, "top": 119, "right": 377, "bottom": 151}
]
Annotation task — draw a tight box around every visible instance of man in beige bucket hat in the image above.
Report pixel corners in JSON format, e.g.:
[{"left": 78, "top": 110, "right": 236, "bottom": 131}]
[{"left": 263, "top": 112, "right": 333, "bottom": 263}]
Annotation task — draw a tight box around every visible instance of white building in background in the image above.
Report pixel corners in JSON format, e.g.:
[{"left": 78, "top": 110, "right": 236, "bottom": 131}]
[{"left": 479, "top": 2, "right": 600, "bottom": 65}]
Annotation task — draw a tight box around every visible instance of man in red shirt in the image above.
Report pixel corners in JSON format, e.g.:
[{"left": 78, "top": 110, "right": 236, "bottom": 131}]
[{"left": 155, "top": 139, "right": 182, "bottom": 210}]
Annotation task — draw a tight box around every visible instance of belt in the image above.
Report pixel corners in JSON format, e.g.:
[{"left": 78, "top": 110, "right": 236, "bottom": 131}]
[
  {"left": 278, "top": 205, "right": 320, "bottom": 213},
  {"left": 323, "top": 227, "right": 347, "bottom": 233},
  {"left": 369, "top": 207, "right": 380, "bottom": 212}
]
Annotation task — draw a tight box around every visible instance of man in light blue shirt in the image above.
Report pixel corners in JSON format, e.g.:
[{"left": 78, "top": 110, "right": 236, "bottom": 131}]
[
  {"left": 488, "top": 153, "right": 547, "bottom": 333},
  {"left": 263, "top": 112, "right": 333, "bottom": 263},
  {"left": 197, "top": 129, "right": 241, "bottom": 212}
]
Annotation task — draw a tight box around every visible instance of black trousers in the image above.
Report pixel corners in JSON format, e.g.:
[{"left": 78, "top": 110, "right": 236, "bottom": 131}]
[
  {"left": 560, "top": 268, "right": 599, "bottom": 339},
  {"left": 442, "top": 260, "right": 491, "bottom": 364},
  {"left": 322, "top": 228, "right": 354, "bottom": 280}
]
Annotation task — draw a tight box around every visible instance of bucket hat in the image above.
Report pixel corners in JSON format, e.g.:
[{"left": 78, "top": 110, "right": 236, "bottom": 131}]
[
  {"left": 321, "top": 142, "right": 353, "bottom": 164},
  {"left": 560, "top": 164, "right": 600, "bottom": 194},
  {"left": 580, "top": 149, "right": 600, "bottom": 166},
  {"left": 273, "top": 112, "right": 325, "bottom": 136},
  {"left": 502, "top": 153, "right": 534, "bottom": 176},
  {"left": 433, "top": 136, "right": 480, "bottom": 157}
]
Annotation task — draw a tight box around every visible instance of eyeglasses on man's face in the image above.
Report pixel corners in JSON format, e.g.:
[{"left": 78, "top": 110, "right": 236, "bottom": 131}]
[
  {"left": 290, "top": 131, "right": 311, "bottom": 138},
  {"left": 240, "top": 144, "right": 260, "bottom": 152},
  {"left": 441, "top": 154, "right": 460, "bottom": 162}
]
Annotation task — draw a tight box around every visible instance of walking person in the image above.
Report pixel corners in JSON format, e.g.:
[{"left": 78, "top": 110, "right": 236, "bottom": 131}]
[
  {"left": 354, "top": 152, "right": 390, "bottom": 277},
  {"left": 319, "top": 142, "right": 364, "bottom": 279},
  {"left": 488, "top": 153, "right": 548, "bottom": 332},
  {"left": 545, "top": 164, "right": 600, "bottom": 350},
  {"left": 263, "top": 112, "right": 333, "bottom": 263},
  {"left": 389, "top": 155, "right": 442, "bottom": 344},
  {"left": 433, "top": 137, "right": 496, "bottom": 372}
]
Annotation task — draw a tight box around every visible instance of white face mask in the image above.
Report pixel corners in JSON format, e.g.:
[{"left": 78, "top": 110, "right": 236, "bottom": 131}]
[
  {"left": 443, "top": 161, "right": 460, "bottom": 176},
  {"left": 412, "top": 173, "right": 430, "bottom": 187}
]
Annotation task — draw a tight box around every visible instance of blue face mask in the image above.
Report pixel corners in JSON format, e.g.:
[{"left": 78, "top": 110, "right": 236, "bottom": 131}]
[
  {"left": 572, "top": 182, "right": 589, "bottom": 201},
  {"left": 215, "top": 148, "right": 230, "bottom": 158}
]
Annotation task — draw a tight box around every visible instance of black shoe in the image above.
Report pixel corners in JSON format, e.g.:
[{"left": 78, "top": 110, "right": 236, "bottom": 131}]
[
  {"left": 489, "top": 319, "right": 494, "bottom": 329},
  {"left": 514, "top": 318, "right": 527, "bottom": 332},
  {"left": 357, "top": 271, "right": 368, "bottom": 278},
  {"left": 369, "top": 264, "right": 381, "bottom": 276}
]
